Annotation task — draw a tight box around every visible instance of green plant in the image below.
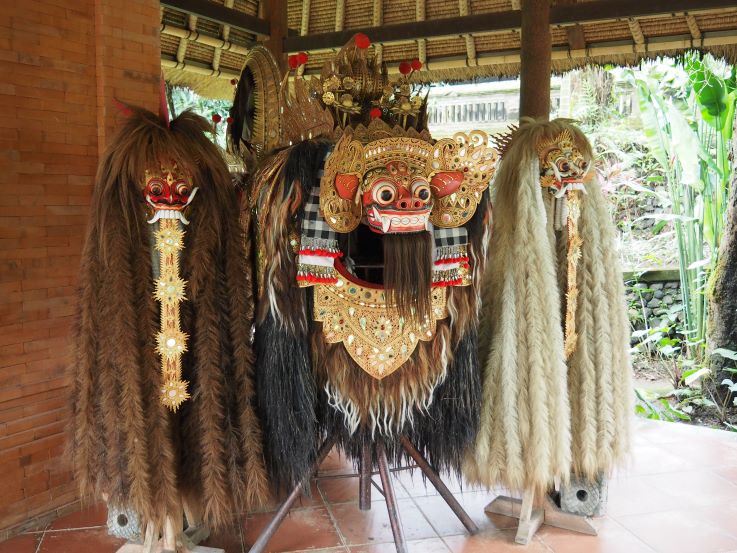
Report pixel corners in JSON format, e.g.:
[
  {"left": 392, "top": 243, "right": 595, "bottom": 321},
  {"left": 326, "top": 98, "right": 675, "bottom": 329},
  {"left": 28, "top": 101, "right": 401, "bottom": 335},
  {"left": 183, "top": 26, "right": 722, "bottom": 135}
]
[
  {"left": 167, "top": 85, "right": 232, "bottom": 149},
  {"left": 624, "top": 54, "right": 737, "bottom": 360}
]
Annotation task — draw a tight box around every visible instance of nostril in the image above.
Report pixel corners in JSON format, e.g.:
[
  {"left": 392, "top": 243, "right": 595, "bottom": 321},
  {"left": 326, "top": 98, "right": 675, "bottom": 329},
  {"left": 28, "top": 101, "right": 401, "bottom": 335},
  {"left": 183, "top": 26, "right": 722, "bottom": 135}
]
[
  {"left": 399, "top": 200, "right": 408, "bottom": 208},
  {"left": 414, "top": 200, "right": 422, "bottom": 208}
]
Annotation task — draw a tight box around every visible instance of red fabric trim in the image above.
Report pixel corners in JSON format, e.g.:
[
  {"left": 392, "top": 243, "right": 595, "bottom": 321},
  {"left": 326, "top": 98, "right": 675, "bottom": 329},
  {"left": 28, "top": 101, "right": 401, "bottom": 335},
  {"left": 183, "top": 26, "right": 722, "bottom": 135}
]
[
  {"left": 298, "top": 249, "right": 343, "bottom": 258},
  {"left": 297, "top": 275, "right": 339, "bottom": 284},
  {"left": 433, "top": 256, "right": 470, "bottom": 265},
  {"left": 432, "top": 278, "right": 463, "bottom": 288}
]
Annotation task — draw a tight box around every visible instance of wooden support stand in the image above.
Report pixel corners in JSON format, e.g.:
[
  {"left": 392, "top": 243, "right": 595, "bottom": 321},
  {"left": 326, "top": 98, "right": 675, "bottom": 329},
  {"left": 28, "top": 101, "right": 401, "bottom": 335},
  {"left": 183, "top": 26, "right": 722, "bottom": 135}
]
[
  {"left": 485, "top": 488, "right": 597, "bottom": 545},
  {"left": 116, "top": 499, "right": 223, "bottom": 553},
  {"left": 248, "top": 434, "right": 479, "bottom": 553}
]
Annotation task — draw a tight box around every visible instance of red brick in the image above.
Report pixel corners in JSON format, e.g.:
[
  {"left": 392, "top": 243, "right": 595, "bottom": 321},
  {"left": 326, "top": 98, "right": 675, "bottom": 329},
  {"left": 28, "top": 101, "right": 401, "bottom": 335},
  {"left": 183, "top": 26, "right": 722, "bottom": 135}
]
[{"left": 0, "top": 0, "right": 160, "bottom": 535}]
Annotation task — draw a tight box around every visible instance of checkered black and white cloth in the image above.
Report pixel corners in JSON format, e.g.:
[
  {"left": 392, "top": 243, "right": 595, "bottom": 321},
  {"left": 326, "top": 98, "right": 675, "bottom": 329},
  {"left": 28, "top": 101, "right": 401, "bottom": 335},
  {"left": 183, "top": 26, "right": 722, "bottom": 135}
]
[
  {"left": 433, "top": 225, "right": 467, "bottom": 249},
  {"left": 301, "top": 185, "right": 339, "bottom": 246}
]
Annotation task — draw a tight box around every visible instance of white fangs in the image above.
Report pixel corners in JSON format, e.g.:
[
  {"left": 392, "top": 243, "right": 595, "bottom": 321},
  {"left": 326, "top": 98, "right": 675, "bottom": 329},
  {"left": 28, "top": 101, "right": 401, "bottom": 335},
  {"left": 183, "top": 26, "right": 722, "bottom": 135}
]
[
  {"left": 146, "top": 187, "right": 199, "bottom": 225},
  {"left": 382, "top": 216, "right": 391, "bottom": 233}
]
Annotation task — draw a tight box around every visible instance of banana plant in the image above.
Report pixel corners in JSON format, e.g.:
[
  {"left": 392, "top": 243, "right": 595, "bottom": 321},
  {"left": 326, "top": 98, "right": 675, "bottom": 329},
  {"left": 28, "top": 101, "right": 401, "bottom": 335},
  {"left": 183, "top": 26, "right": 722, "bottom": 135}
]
[{"left": 625, "top": 54, "right": 737, "bottom": 359}]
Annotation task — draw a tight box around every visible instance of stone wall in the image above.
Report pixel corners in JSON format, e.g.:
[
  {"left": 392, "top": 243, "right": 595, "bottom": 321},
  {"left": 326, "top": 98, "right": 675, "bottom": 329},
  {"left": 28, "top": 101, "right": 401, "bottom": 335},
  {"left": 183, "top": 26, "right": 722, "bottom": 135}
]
[{"left": 625, "top": 270, "right": 683, "bottom": 332}]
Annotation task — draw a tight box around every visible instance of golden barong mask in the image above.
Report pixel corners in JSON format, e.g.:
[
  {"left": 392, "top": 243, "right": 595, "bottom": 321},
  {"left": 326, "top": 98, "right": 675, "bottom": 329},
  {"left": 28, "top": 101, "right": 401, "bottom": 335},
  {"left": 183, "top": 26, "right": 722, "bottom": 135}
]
[
  {"left": 321, "top": 131, "right": 496, "bottom": 234},
  {"left": 537, "top": 129, "right": 590, "bottom": 197}
]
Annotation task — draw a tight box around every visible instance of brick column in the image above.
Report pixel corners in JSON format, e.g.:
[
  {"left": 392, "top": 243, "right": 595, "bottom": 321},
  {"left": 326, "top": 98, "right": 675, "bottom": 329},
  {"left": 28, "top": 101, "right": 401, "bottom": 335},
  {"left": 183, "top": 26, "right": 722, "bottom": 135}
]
[{"left": 0, "top": 0, "right": 160, "bottom": 538}]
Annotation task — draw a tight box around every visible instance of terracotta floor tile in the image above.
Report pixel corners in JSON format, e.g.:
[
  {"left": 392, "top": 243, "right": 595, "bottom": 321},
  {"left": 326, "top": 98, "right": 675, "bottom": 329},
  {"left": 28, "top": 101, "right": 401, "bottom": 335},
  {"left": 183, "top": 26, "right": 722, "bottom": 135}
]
[
  {"left": 625, "top": 443, "right": 693, "bottom": 476},
  {"left": 330, "top": 498, "right": 437, "bottom": 546},
  {"left": 713, "top": 465, "right": 737, "bottom": 484},
  {"left": 293, "top": 546, "right": 350, "bottom": 553},
  {"left": 658, "top": 440, "right": 737, "bottom": 470},
  {"left": 319, "top": 449, "right": 355, "bottom": 475},
  {"left": 38, "top": 528, "right": 126, "bottom": 553},
  {"left": 0, "top": 533, "right": 40, "bottom": 553},
  {"left": 47, "top": 502, "right": 107, "bottom": 530},
  {"left": 615, "top": 509, "right": 737, "bottom": 553},
  {"left": 242, "top": 506, "right": 342, "bottom": 552},
  {"left": 200, "top": 525, "right": 245, "bottom": 553},
  {"left": 443, "top": 530, "right": 552, "bottom": 553},
  {"left": 606, "top": 475, "right": 683, "bottom": 517},
  {"left": 640, "top": 469, "right": 737, "bottom": 509},
  {"left": 318, "top": 475, "right": 409, "bottom": 504},
  {"left": 414, "top": 491, "right": 515, "bottom": 536},
  {"left": 692, "top": 501, "right": 737, "bottom": 540},
  {"left": 349, "top": 537, "right": 451, "bottom": 552},
  {"left": 254, "top": 481, "right": 326, "bottom": 514},
  {"left": 536, "top": 517, "right": 656, "bottom": 553}
]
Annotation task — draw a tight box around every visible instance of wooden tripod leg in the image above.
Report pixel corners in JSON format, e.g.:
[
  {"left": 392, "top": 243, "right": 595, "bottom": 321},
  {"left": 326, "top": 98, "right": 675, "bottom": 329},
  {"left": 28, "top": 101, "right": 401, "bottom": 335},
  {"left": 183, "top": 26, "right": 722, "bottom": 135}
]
[
  {"left": 376, "top": 442, "right": 408, "bottom": 553},
  {"left": 399, "top": 436, "right": 479, "bottom": 535},
  {"left": 248, "top": 435, "right": 337, "bottom": 553},
  {"left": 359, "top": 441, "right": 372, "bottom": 511}
]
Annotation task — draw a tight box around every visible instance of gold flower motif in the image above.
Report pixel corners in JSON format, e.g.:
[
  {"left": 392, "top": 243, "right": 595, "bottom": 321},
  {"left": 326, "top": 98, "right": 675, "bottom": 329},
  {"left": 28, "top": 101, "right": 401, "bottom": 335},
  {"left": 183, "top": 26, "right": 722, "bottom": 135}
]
[
  {"left": 322, "top": 91, "right": 336, "bottom": 105},
  {"left": 155, "top": 226, "right": 184, "bottom": 255},
  {"left": 342, "top": 76, "right": 355, "bottom": 90},
  {"left": 324, "top": 75, "right": 341, "bottom": 91},
  {"left": 156, "top": 329, "right": 188, "bottom": 359},
  {"left": 154, "top": 273, "right": 187, "bottom": 303},
  {"left": 160, "top": 379, "right": 190, "bottom": 411}
]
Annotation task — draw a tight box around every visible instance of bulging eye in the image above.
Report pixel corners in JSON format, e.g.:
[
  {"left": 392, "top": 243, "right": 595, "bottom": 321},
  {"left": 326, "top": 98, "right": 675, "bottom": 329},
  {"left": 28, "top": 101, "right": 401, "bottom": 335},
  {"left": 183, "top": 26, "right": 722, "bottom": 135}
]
[
  {"left": 557, "top": 160, "right": 571, "bottom": 173},
  {"left": 372, "top": 181, "right": 396, "bottom": 206},
  {"left": 148, "top": 181, "right": 163, "bottom": 196},
  {"left": 176, "top": 182, "right": 190, "bottom": 196},
  {"left": 411, "top": 179, "right": 431, "bottom": 203}
]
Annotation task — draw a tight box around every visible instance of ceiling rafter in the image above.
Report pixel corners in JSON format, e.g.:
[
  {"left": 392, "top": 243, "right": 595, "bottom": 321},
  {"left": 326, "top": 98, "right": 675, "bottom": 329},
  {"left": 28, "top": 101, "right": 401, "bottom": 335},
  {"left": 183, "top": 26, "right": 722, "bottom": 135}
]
[
  {"left": 161, "top": 0, "right": 269, "bottom": 37},
  {"left": 283, "top": 0, "right": 737, "bottom": 52}
]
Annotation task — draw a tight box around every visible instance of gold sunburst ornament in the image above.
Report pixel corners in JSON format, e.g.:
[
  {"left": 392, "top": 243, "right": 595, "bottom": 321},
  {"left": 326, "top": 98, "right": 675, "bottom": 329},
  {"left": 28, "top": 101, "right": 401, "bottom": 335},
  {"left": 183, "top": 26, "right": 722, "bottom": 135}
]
[{"left": 154, "top": 218, "right": 191, "bottom": 410}]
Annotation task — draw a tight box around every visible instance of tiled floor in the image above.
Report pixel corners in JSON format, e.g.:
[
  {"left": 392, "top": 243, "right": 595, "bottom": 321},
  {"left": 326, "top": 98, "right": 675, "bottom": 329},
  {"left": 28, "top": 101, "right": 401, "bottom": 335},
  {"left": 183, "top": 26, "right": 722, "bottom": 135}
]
[{"left": 3, "top": 419, "right": 737, "bottom": 553}]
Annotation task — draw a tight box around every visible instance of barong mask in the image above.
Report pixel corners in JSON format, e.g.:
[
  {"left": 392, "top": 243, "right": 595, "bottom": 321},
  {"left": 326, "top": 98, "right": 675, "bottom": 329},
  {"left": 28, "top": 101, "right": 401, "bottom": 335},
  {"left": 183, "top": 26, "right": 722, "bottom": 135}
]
[
  {"left": 143, "top": 163, "right": 198, "bottom": 224},
  {"left": 538, "top": 129, "right": 590, "bottom": 198}
]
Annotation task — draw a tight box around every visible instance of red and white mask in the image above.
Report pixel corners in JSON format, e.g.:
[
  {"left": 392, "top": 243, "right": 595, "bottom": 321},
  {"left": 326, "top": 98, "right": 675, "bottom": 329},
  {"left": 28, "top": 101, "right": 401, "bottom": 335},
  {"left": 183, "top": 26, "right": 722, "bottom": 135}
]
[
  {"left": 333, "top": 161, "right": 466, "bottom": 235},
  {"left": 143, "top": 163, "right": 197, "bottom": 225},
  {"left": 361, "top": 161, "right": 432, "bottom": 234}
]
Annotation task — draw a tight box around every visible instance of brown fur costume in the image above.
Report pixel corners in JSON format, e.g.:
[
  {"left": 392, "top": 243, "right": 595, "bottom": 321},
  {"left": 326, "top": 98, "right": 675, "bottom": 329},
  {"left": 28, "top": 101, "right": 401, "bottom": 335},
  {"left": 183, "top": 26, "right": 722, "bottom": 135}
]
[{"left": 68, "top": 108, "right": 267, "bottom": 529}]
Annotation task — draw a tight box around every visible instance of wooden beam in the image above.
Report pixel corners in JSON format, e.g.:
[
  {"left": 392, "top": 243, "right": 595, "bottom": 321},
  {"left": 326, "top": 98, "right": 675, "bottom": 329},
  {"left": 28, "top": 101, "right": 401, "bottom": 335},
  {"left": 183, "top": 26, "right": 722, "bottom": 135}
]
[
  {"left": 519, "top": 0, "right": 551, "bottom": 119},
  {"left": 284, "top": 0, "right": 737, "bottom": 51},
  {"left": 161, "top": 24, "right": 252, "bottom": 55},
  {"left": 161, "top": 0, "right": 270, "bottom": 37},
  {"left": 264, "top": 0, "right": 288, "bottom": 72},
  {"left": 212, "top": 0, "right": 235, "bottom": 71},
  {"left": 566, "top": 24, "right": 586, "bottom": 51},
  {"left": 686, "top": 13, "right": 703, "bottom": 40},
  {"left": 628, "top": 18, "right": 646, "bottom": 53}
]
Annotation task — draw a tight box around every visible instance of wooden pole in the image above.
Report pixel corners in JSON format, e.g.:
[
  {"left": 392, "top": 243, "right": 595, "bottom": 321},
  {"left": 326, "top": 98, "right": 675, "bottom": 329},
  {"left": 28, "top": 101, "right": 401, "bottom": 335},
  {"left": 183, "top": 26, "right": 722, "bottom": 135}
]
[
  {"left": 519, "top": 0, "right": 551, "bottom": 119},
  {"left": 264, "top": 0, "right": 288, "bottom": 72}
]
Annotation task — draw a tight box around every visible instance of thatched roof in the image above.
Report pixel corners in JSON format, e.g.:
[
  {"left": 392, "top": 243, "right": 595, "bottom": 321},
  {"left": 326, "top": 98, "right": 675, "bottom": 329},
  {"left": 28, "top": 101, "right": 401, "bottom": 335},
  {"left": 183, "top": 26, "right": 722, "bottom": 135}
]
[{"left": 161, "top": 0, "right": 737, "bottom": 99}]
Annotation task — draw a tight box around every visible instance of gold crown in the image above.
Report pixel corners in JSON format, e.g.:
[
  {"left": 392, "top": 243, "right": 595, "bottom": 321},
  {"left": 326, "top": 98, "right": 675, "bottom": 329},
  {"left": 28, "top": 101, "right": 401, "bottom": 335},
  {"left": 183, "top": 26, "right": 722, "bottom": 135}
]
[
  {"left": 536, "top": 129, "right": 575, "bottom": 163},
  {"left": 316, "top": 34, "right": 428, "bottom": 132},
  {"left": 279, "top": 71, "right": 334, "bottom": 145}
]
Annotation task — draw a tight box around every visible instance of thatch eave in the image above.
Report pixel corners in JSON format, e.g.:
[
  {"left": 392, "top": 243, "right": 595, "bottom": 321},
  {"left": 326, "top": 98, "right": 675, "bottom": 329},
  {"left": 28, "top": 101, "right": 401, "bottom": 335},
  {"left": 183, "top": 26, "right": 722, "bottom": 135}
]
[{"left": 160, "top": 0, "right": 737, "bottom": 99}]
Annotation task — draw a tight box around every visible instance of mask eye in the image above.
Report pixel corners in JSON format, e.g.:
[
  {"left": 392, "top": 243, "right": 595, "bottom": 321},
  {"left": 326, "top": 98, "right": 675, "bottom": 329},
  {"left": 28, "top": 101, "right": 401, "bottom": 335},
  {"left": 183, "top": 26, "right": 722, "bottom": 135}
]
[
  {"left": 411, "top": 179, "right": 431, "bottom": 203},
  {"left": 148, "top": 180, "right": 163, "bottom": 196},
  {"left": 557, "top": 159, "right": 571, "bottom": 173},
  {"left": 372, "top": 181, "right": 396, "bottom": 206},
  {"left": 176, "top": 182, "right": 191, "bottom": 196}
]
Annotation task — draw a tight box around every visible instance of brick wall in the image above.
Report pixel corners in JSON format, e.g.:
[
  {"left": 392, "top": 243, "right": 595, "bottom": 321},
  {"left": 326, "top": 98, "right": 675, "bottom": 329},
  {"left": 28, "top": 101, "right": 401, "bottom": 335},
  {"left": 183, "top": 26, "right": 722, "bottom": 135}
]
[{"left": 0, "top": 0, "right": 160, "bottom": 538}]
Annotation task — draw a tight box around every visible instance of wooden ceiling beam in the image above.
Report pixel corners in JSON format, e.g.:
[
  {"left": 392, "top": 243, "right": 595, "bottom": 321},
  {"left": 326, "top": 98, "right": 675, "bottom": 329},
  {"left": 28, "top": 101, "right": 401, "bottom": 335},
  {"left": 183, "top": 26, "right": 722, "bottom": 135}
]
[
  {"left": 284, "top": 0, "right": 737, "bottom": 51},
  {"left": 161, "top": 0, "right": 270, "bottom": 37}
]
